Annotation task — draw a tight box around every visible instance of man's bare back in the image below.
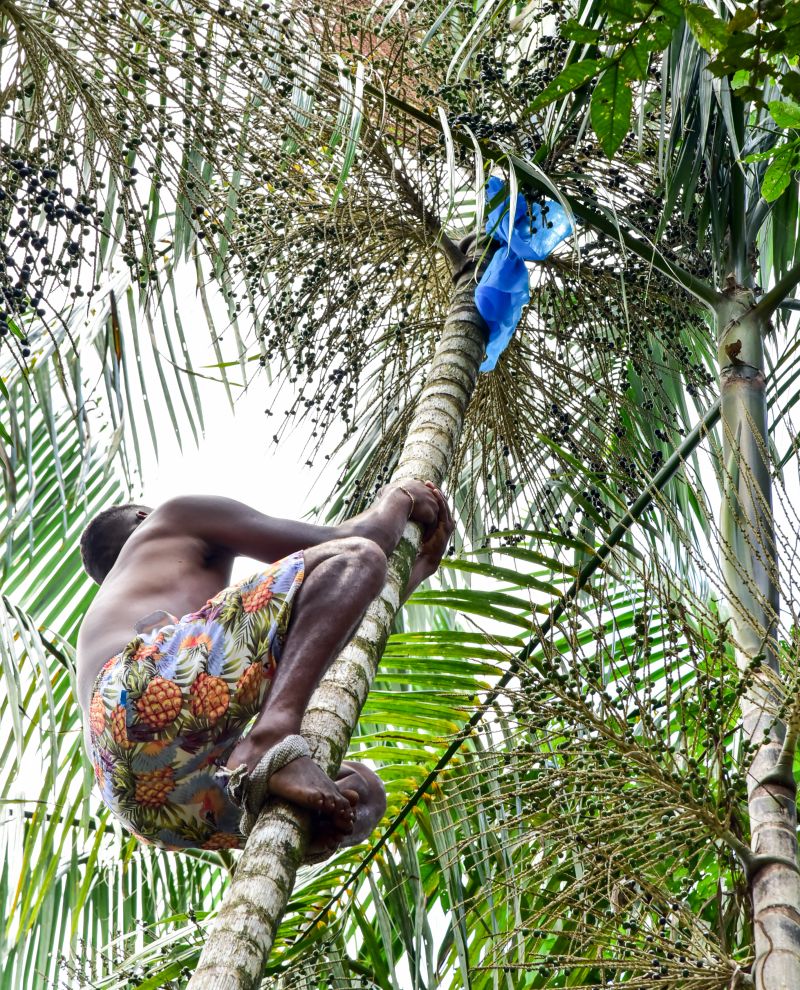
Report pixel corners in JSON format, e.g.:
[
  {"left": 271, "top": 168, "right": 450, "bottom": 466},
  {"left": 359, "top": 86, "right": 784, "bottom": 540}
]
[
  {"left": 76, "top": 505, "right": 235, "bottom": 711},
  {"left": 77, "top": 488, "right": 450, "bottom": 708}
]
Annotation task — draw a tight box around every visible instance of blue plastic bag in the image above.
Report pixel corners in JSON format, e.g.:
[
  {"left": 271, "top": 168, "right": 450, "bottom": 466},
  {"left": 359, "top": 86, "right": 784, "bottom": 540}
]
[{"left": 474, "top": 176, "right": 572, "bottom": 371}]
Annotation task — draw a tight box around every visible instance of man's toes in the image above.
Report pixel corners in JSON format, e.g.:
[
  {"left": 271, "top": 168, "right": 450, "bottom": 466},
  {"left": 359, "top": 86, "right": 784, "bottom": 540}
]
[
  {"left": 340, "top": 787, "right": 360, "bottom": 807},
  {"left": 334, "top": 790, "right": 352, "bottom": 812},
  {"left": 333, "top": 806, "right": 354, "bottom": 832},
  {"left": 326, "top": 792, "right": 346, "bottom": 817}
]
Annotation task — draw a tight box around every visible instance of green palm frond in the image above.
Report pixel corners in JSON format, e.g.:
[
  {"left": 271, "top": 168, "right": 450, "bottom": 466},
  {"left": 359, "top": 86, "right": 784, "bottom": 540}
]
[
  {"left": 3, "top": 0, "right": 793, "bottom": 558},
  {"left": 0, "top": 316, "right": 213, "bottom": 983},
  {"left": 207, "top": 4, "right": 718, "bottom": 559},
  {"left": 1, "top": 0, "right": 337, "bottom": 440},
  {"left": 247, "top": 549, "right": 754, "bottom": 990},
  {"left": 0, "top": 269, "right": 213, "bottom": 567},
  {"left": 4, "top": 0, "right": 727, "bottom": 557}
]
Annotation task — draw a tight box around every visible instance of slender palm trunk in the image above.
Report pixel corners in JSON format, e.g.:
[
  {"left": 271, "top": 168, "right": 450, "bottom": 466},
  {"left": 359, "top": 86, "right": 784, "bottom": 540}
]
[
  {"left": 717, "top": 283, "right": 800, "bottom": 989},
  {"left": 187, "top": 263, "right": 487, "bottom": 990}
]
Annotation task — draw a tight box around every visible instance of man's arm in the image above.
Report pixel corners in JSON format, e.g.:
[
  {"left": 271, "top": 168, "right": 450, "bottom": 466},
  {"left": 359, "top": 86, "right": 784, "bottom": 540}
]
[
  {"left": 156, "top": 494, "right": 340, "bottom": 562},
  {"left": 156, "top": 482, "right": 441, "bottom": 563}
]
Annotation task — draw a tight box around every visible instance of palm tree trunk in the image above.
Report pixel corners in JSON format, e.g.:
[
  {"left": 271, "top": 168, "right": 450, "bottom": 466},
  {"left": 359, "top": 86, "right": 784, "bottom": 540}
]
[
  {"left": 717, "top": 282, "right": 800, "bottom": 990},
  {"left": 187, "top": 261, "right": 487, "bottom": 990}
]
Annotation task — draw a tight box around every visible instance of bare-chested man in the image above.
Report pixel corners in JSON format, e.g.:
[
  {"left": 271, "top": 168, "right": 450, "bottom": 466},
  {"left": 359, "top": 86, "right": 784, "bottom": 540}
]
[{"left": 77, "top": 481, "right": 453, "bottom": 859}]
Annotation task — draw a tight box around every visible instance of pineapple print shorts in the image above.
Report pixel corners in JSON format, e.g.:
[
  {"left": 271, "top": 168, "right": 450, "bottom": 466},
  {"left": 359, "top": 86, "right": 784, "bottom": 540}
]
[{"left": 87, "top": 551, "right": 305, "bottom": 851}]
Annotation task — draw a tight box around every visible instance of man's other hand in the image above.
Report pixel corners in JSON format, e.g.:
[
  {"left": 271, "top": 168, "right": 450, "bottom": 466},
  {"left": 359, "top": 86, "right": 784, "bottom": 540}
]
[
  {"left": 416, "top": 483, "right": 454, "bottom": 573},
  {"left": 378, "top": 480, "right": 440, "bottom": 535}
]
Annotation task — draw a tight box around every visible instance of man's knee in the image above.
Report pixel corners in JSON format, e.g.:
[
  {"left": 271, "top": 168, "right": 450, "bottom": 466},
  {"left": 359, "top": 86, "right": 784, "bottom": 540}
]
[{"left": 340, "top": 536, "right": 388, "bottom": 592}]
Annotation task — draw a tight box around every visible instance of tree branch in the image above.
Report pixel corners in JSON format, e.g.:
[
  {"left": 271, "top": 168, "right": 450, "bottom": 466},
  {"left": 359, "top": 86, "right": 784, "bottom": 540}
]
[{"left": 751, "top": 258, "right": 800, "bottom": 322}]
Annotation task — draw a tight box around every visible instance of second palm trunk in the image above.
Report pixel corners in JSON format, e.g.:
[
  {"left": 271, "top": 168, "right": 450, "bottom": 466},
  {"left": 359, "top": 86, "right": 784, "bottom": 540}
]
[{"left": 718, "top": 282, "right": 800, "bottom": 990}]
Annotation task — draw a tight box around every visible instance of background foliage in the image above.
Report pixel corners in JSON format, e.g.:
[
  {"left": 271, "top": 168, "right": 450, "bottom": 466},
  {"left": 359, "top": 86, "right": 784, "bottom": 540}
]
[{"left": 1, "top": 0, "right": 800, "bottom": 987}]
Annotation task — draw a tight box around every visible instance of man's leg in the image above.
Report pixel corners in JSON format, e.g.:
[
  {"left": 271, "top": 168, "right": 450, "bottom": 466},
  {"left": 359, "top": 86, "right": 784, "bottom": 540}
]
[{"left": 225, "top": 536, "right": 390, "bottom": 828}]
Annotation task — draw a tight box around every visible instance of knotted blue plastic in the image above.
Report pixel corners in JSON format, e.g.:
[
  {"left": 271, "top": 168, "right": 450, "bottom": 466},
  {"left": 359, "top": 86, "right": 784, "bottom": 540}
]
[{"left": 475, "top": 176, "right": 572, "bottom": 371}]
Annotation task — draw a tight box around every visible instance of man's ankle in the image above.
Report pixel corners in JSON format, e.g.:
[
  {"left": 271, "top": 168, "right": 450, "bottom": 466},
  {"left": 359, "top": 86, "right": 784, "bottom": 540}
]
[{"left": 247, "top": 714, "right": 302, "bottom": 747}]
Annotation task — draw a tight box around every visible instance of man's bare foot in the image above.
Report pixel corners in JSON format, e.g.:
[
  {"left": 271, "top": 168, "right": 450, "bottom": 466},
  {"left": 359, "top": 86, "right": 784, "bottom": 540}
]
[
  {"left": 304, "top": 762, "right": 387, "bottom": 862},
  {"left": 305, "top": 789, "right": 359, "bottom": 861},
  {"left": 268, "top": 757, "right": 355, "bottom": 830},
  {"left": 225, "top": 729, "right": 354, "bottom": 831}
]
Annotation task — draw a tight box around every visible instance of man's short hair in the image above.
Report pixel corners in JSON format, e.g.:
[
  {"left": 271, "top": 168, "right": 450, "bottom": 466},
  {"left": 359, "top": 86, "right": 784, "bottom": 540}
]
[{"left": 79, "top": 503, "right": 149, "bottom": 585}]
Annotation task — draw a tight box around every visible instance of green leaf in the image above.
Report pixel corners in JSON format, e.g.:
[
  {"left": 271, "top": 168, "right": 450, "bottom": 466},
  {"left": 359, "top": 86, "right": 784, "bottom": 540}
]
[
  {"left": 650, "top": 19, "right": 676, "bottom": 48},
  {"left": 727, "top": 7, "right": 758, "bottom": 33},
  {"left": 527, "top": 59, "right": 601, "bottom": 113},
  {"left": 768, "top": 100, "right": 800, "bottom": 129},
  {"left": 684, "top": 4, "right": 728, "bottom": 51},
  {"left": 658, "top": 0, "right": 684, "bottom": 24},
  {"left": 590, "top": 64, "right": 633, "bottom": 157},
  {"left": 731, "top": 69, "right": 751, "bottom": 90},
  {"left": 605, "top": 0, "right": 639, "bottom": 21},
  {"left": 762, "top": 143, "right": 799, "bottom": 202},
  {"left": 620, "top": 41, "right": 650, "bottom": 81},
  {"left": 562, "top": 19, "right": 601, "bottom": 43},
  {"left": 743, "top": 148, "right": 780, "bottom": 164}
]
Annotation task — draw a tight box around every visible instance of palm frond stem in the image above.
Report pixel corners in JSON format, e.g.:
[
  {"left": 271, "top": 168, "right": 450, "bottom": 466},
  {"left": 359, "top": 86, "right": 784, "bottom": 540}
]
[
  {"left": 367, "top": 125, "right": 463, "bottom": 272},
  {"left": 746, "top": 198, "right": 773, "bottom": 256},
  {"left": 555, "top": 185, "right": 721, "bottom": 308},
  {"left": 750, "top": 258, "right": 800, "bottom": 322}
]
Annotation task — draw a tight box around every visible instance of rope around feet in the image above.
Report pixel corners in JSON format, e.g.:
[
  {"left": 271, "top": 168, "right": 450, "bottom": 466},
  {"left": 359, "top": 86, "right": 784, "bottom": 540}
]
[{"left": 222, "top": 733, "right": 311, "bottom": 838}]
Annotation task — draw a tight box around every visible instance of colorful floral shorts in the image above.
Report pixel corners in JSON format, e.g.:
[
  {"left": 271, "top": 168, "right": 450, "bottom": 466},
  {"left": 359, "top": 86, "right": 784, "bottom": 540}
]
[{"left": 87, "top": 552, "right": 305, "bottom": 851}]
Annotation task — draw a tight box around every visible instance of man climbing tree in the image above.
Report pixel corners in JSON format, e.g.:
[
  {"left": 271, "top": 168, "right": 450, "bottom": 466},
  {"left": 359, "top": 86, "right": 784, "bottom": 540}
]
[{"left": 77, "top": 482, "right": 453, "bottom": 858}]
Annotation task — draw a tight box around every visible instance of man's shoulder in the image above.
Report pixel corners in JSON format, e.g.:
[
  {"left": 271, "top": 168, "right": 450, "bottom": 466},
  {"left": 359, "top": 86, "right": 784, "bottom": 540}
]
[
  {"left": 155, "top": 494, "right": 248, "bottom": 516},
  {"left": 148, "top": 495, "right": 255, "bottom": 539},
  {"left": 125, "top": 500, "right": 218, "bottom": 549}
]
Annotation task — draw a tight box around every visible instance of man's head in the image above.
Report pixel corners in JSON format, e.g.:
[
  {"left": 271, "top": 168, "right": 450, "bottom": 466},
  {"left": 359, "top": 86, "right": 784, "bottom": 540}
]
[{"left": 80, "top": 504, "right": 152, "bottom": 584}]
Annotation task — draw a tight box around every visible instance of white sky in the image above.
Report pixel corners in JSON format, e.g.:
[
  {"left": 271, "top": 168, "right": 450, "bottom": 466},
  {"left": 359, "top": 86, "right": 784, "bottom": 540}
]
[
  {"left": 137, "top": 375, "right": 336, "bottom": 581},
  {"left": 118, "top": 255, "right": 351, "bottom": 584}
]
